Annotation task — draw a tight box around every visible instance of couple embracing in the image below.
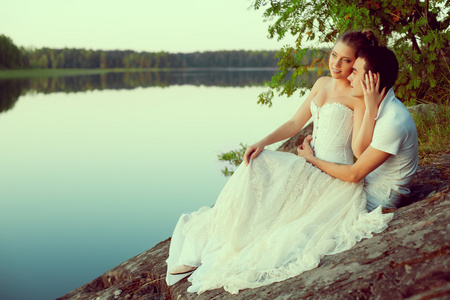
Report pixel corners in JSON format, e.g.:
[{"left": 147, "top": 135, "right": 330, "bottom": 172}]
[{"left": 165, "top": 30, "right": 419, "bottom": 294}]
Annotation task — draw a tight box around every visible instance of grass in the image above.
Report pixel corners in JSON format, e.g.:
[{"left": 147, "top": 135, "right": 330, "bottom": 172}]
[{"left": 410, "top": 102, "right": 450, "bottom": 159}]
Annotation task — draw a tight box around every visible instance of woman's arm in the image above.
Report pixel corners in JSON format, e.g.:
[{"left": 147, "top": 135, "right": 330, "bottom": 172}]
[
  {"left": 350, "top": 100, "right": 365, "bottom": 156},
  {"left": 244, "top": 77, "right": 329, "bottom": 166},
  {"left": 352, "top": 71, "right": 386, "bottom": 158}
]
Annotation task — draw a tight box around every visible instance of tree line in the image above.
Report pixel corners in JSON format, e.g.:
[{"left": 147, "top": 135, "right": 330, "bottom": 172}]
[
  {"left": 0, "top": 34, "right": 315, "bottom": 70},
  {"left": 26, "top": 48, "right": 284, "bottom": 69},
  {"left": 0, "top": 35, "right": 28, "bottom": 69}
]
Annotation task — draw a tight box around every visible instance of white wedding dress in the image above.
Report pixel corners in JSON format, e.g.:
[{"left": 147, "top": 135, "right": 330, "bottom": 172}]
[{"left": 165, "top": 101, "right": 393, "bottom": 294}]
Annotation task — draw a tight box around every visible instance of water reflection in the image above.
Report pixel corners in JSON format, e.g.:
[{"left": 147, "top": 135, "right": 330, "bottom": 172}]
[
  {"left": 0, "top": 79, "right": 25, "bottom": 113},
  {"left": 0, "top": 69, "right": 321, "bottom": 114},
  {"left": 0, "top": 85, "right": 304, "bottom": 300}
]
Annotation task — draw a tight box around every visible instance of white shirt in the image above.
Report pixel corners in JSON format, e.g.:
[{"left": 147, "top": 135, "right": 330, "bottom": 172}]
[{"left": 364, "top": 88, "right": 419, "bottom": 210}]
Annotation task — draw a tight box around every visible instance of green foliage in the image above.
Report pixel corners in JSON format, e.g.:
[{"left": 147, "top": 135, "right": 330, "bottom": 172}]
[
  {"left": 410, "top": 103, "right": 450, "bottom": 157},
  {"left": 217, "top": 143, "right": 247, "bottom": 176},
  {"left": 252, "top": 0, "right": 450, "bottom": 105},
  {"left": 0, "top": 35, "right": 25, "bottom": 69}
]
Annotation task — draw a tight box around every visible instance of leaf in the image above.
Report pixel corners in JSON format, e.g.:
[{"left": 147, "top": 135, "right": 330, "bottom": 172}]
[{"left": 413, "top": 77, "right": 421, "bottom": 89}]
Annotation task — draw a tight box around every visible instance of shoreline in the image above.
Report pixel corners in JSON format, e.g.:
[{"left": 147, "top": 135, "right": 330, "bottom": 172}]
[{"left": 0, "top": 67, "right": 281, "bottom": 80}]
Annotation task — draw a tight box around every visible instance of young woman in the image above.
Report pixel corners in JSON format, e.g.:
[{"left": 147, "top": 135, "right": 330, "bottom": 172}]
[{"left": 165, "top": 30, "right": 392, "bottom": 294}]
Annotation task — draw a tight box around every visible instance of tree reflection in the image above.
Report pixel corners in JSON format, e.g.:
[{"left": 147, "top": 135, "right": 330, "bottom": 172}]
[
  {"left": 0, "top": 79, "right": 26, "bottom": 113},
  {"left": 0, "top": 69, "right": 320, "bottom": 113},
  {"left": 25, "top": 70, "right": 283, "bottom": 93}
]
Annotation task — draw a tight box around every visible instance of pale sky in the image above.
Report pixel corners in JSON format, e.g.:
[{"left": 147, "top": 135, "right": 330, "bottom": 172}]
[{"left": 1, "top": 0, "right": 294, "bottom": 52}]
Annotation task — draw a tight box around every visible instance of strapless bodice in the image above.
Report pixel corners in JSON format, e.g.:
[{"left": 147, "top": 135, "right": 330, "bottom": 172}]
[{"left": 310, "top": 101, "right": 354, "bottom": 164}]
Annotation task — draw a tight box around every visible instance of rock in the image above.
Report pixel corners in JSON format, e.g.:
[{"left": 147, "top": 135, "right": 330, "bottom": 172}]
[
  {"left": 57, "top": 239, "right": 172, "bottom": 300},
  {"left": 57, "top": 152, "right": 450, "bottom": 300},
  {"left": 277, "top": 121, "right": 313, "bottom": 154},
  {"left": 407, "top": 103, "right": 439, "bottom": 120}
]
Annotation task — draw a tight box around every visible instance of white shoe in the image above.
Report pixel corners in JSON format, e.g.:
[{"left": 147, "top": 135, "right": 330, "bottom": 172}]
[{"left": 169, "top": 265, "right": 197, "bottom": 275}]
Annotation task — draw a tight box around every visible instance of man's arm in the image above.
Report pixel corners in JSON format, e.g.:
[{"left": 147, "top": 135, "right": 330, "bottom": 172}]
[{"left": 297, "top": 139, "right": 391, "bottom": 183}]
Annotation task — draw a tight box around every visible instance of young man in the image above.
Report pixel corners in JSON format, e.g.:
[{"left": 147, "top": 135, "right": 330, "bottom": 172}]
[{"left": 298, "top": 46, "right": 419, "bottom": 211}]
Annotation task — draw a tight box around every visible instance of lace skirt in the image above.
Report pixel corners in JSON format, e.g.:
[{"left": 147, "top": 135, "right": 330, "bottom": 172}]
[{"left": 165, "top": 150, "right": 393, "bottom": 294}]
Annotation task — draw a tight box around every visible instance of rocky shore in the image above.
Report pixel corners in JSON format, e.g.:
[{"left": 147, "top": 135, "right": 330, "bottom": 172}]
[{"left": 57, "top": 148, "right": 450, "bottom": 300}]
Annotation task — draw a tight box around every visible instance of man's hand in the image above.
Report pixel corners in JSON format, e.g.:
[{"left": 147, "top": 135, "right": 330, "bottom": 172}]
[{"left": 297, "top": 135, "right": 315, "bottom": 163}]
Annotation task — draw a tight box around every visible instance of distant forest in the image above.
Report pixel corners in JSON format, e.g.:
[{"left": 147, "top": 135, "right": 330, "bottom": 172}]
[
  {"left": 26, "top": 48, "right": 281, "bottom": 69},
  {"left": 0, "top": 34, "right": 318, "bottom": 69}
]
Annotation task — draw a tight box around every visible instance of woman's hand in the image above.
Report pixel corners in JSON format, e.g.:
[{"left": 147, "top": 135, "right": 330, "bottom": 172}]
[
  {"left": 244, "top": 142, "right": 266, "bottom": 166},
  {"left": 360, "top": 71, "right": 386, "bottom": 113},
  {"left": 297, "top": 135, "right": 314, "bottom": 163}
]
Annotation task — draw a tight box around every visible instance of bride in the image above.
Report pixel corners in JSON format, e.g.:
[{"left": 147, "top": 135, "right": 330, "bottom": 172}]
[{"left": 165, "top": 30, "right": 393, "bottom": 294}]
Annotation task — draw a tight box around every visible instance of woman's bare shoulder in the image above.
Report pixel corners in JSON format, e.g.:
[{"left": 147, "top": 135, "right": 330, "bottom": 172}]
[
  {"left": 338, "top": 95, "right": 364, "bottom": 111},
  {"left": 313, "top": 76, "right": 332, "bottom": 89},
  {"left": 309, "top": 76, "right": 332, "bottom": 98}
]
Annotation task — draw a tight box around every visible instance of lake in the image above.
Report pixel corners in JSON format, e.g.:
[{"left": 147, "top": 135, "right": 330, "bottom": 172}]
[{"left": 0, "top": 70, "right": 307, "bottom": 300}]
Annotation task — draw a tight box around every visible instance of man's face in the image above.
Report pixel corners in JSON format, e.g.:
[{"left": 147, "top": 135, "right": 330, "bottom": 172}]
[{"left": 347, "top": 57, "right": 367, "bottom": 98}]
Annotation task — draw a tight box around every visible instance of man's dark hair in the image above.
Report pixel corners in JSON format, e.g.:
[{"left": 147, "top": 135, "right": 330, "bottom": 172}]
[{"left": 357, "top": 46, "right": 399, "bottom": 92}]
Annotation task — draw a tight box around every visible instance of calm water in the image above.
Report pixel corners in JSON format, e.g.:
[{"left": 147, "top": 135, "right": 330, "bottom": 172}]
[{"left": 0, "top": 72, "right": 305, "bottom": 300}]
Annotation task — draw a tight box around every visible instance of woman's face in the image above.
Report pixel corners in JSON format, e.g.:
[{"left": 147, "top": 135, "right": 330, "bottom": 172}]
[{"left": 329, "top": 41, "right": 356, "bottom": 79}]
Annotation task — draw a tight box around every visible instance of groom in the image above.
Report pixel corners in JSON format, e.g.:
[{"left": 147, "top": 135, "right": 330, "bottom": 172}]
[{"left": 298, "top": 46, "right": 419, "bottom": 211}]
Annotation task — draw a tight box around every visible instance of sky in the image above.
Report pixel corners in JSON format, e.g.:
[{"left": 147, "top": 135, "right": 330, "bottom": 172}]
[{"left": 1, "top": 0, "right": 294, "bottom": 53}]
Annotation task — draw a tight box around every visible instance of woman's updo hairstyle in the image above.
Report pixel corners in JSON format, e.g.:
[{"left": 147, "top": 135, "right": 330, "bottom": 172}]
[{"left": 335, "top": 29, "right": 380, "bottom": 50}]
